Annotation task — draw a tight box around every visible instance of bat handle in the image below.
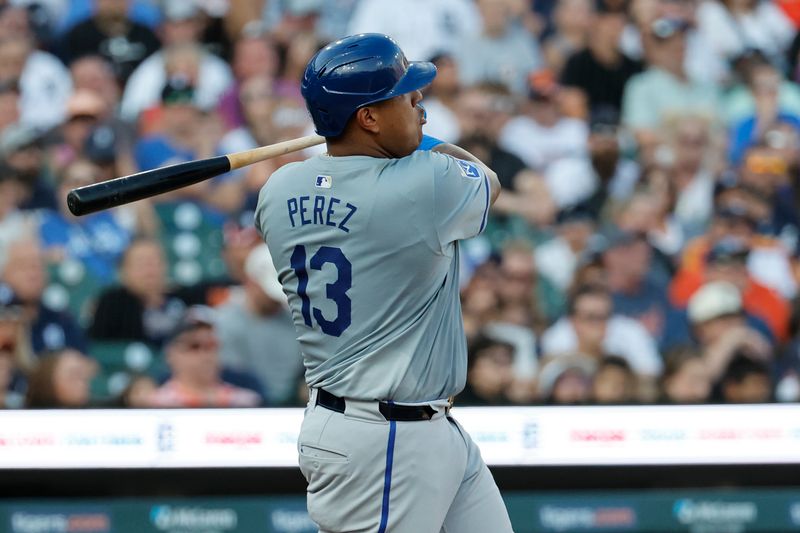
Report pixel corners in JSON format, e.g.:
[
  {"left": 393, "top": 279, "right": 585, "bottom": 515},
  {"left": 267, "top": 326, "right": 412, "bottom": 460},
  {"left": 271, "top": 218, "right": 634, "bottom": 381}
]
[{"left": 227, "top": 134, "right": 325, "bottom": 170}]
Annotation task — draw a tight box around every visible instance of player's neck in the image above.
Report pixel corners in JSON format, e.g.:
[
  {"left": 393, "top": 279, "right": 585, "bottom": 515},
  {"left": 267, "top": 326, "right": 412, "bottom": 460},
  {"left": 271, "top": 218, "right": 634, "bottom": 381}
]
[{"left": 325, "top": 133, "right": 394, "bottom": 158}]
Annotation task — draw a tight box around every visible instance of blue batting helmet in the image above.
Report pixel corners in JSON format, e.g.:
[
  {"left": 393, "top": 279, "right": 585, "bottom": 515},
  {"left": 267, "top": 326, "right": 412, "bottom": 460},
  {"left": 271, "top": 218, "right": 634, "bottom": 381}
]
[{"left": 301, "top": 33, "right": 437, "bottom": 137}]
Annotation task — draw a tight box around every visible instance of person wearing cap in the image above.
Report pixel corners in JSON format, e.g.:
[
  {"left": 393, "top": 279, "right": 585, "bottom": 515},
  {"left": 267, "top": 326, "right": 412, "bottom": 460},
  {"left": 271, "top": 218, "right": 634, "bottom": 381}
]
[
  {"left": 686, "top": 280, "right": 773, "bottom": 383},
  {"left": 560, "top": 0, "right": 642, "bottom": 116},
  {"left": 534, "top": 203, "right": 597, "bottom": 291},
  {"left": 536, "top": 353, "right": 596, "bottom": 405},
  {"left": 50, "top": 90, "right": 108, "bottom": 173},
  {"left": 120, "top": 0, "right": 233, "bottom": 123},
  {"left": 0, "top": 123, "right": 57, "bottom": 211},
  {"left": 621, "top": 12, "right": 719, "bottom": 155},
  {"left": 149, "top": 306, "right": 262, "bottom": 408},
  {"left": 669, "top": 205, "right": 791, "bottom": 342},
  {"left": 60, "top": 0, "right": 160, "bottom": 83},
  {"left": 599, "top": 224, "right": 689, "bottom": 350},
  {"left": 215, "top": 244, "right": 302, "bottom": 406},
  {"left": 37, "top": 158, "right": 131, "bottom": 284}
]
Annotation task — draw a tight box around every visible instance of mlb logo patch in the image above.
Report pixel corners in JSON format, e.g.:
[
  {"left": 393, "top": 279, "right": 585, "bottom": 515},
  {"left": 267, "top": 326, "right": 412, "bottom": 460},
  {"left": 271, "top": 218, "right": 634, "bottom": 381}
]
[
  {"left": 315, "top": 175, "right": 332, "bottom": 188},
  {"left": 456, "top": 159, "right": 482, "bottom": 179}
]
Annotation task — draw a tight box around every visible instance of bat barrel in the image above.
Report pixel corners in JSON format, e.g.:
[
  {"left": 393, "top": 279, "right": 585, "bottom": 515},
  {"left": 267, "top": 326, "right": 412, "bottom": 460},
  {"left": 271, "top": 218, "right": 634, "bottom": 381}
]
[{"left": 67, "top": 156, "right": 231, "bottom": 216}]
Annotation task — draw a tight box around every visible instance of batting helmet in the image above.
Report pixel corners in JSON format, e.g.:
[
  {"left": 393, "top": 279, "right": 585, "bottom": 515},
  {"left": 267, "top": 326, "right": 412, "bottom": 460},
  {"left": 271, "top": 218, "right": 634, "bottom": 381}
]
[{"left": 301, "top": 33, "right": 437, "bottom": 137}]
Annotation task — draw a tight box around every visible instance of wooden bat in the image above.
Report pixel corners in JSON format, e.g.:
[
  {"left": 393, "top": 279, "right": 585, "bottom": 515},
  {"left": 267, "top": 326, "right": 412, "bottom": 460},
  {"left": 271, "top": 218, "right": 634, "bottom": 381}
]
[{"left": 67, "top": 134, "right": 326, "bottom": 216}]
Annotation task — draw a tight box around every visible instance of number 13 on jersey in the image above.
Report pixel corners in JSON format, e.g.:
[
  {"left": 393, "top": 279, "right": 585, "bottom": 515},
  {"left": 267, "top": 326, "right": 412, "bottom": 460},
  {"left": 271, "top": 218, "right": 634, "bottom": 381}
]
[{"left": 290, "top": 245, "right": 352, "bottom": 337}]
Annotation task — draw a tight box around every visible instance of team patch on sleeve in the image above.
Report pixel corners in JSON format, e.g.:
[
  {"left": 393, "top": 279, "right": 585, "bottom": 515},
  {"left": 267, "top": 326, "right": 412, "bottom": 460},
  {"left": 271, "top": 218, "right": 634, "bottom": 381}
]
[{"left": 455, "top": 159, "right": 483, "bottom": 179}]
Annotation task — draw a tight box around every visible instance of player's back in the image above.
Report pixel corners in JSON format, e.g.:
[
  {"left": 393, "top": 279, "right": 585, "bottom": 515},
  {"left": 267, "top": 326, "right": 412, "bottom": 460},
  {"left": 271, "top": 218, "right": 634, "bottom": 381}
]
[{"left": 255, "top": 150, "right": 490, "bottom": 402}]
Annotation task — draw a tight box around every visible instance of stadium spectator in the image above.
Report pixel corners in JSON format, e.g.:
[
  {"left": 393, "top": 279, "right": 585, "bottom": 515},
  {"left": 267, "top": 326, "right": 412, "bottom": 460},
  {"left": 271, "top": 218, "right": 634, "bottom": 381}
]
[
  {"left": 591, "top": 355, "right": 639, "bottom": 404},
  {"left": 664, "top": 115, "right": 717, "bottom": 236},
  {"left": 38, "top": 158, "right": 131, "bottom": 284},
  {"left": 582, "top": 108, "right": 640, "bottom": 219},
  {"left": 696, "top": 0, "right": 794, "bottom": 71},
  {"left": 0, "top": 123, "right": 57, "bottom": 211},
  {"left": 0, "top": 288, "right": 32, "bottom": 408},
  {"left": 541, "top": 0, "right": 593, "bottom": 73},
  {"left": 671, "top": 229, "right": 793, "bottom": 342},
  {"left": 89, "top": 238, "right": 186, "bottom": 346},
  {"left": 687, "top": 280, "right": 774, "bottom": 382},
  {"left": 454, "top": 0, "right": 542, "bottom": 95},
  {"left": 24, "top": 348, "right": 97, "bottom": 408},
  {"left": 600, "top": 226, "right": 687, "bottom": 349},
  {"left": 216, "top": 244, "right": 301, "bottom": 406},
  {"left": 560, "top": 0, "right": 642, "bottom": 117},
  {"left": 120, "top": 2, "right": 233, "bottom": 123},
  {"left": 659, "top": 347, "right": 713, "bottom": 403},
  {"left": 216, "top": 31, "right": 280, "bottom": 131},
  {"left": 117, "top": 373, "right": 158, "bottom": 408},
  {"left": 0, "top": 33, "right": 72, "bottom": 131},
  {"left": 49, "top": 90, "right": 108, "bottom": 173},
  {"left": 346, "top": 0, "right": 482, "bottom": 61},
  {"left": 534, "top": 204, "right": 597, "bottom": 292},
  {"left": 622, "top": 16, "right": 719, "bottom": 155},
  {"left": 420, "top": 53, "right": 462, "bottom": 143},
  {"left": 133, "top": 77, "right": 233, "bottom": 211},
  {"left": 0, "top": 162, "right": 30, "bottom": 252},
  {"left": 717, "top": 351, "right": 773, "bottom": 403},
  {"left": 541, "top": 284, "right": 663, "bottom": 379},
  {"left": 458, "top": 335, "right": 518, "bottom": 406},
  {"left": 150, "top": 305, "right": 262, "bottom": 408},
  {"left": 499, "top": 70, "right": 593, "bottom": 208},
  {"left": 537, "top": 354, "right": 595, "bottom": 404},
  {"left": 497, "top": 241, "right": 563, "bottom": 331},
  {"left": 60, "top": 0, "right": 160, "bottom": 83},
  {"left": 69, "top": 55, "right": 121, "bottom": 112},
  {"left": 0, "top": 239, "right": 88, "bottom": 354}
]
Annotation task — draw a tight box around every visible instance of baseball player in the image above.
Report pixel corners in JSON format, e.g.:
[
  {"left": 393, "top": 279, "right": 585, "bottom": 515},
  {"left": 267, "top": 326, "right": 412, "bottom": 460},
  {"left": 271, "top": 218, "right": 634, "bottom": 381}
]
[{"left": 254, "top": 33, "right": 513, "bottom": 533}]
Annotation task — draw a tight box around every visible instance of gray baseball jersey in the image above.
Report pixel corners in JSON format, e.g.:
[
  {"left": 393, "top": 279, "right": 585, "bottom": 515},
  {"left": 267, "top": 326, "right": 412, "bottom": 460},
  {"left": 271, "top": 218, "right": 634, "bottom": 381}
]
[{"left": 254, "top": 150, "right": 490, "bottom": 402}]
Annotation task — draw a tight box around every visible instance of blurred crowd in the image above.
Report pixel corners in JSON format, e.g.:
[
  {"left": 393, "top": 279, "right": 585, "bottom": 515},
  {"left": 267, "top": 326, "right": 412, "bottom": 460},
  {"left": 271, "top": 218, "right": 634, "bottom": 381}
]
[{"left": 1, "top": 0, "right": 800, "bottom": 409}]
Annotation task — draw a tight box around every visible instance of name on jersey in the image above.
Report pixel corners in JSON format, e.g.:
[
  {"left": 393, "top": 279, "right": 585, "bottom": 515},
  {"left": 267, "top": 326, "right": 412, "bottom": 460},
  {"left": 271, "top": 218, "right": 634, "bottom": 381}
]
[{"left": 287, "top": 195, "right": 357, "bottom": 233}]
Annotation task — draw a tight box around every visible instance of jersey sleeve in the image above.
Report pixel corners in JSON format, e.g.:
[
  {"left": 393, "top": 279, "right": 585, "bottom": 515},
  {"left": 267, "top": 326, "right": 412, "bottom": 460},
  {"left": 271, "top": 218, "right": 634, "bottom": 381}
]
[{"left": 429, "top": 151, "right": 491, "bottom": 248}]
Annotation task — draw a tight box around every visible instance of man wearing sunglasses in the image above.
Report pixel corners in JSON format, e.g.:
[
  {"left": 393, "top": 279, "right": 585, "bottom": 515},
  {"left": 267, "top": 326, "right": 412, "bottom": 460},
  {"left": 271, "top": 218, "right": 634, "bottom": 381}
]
[{"left": 150, "top": 305, "right": 262, "bottom": 408}]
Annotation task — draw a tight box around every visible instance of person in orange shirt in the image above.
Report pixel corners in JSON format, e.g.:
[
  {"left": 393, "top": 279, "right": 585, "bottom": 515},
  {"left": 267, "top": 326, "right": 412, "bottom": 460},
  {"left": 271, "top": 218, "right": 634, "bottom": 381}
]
[{"left": 671, "top": 236, "right": 790, "bottom": 343}]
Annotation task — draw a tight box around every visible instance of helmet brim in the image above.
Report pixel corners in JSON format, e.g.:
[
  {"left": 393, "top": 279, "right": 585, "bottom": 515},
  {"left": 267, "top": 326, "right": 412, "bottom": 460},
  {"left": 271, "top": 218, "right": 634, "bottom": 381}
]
[{"left": 384, "top": 61, "right": 437, "bottom": 100}]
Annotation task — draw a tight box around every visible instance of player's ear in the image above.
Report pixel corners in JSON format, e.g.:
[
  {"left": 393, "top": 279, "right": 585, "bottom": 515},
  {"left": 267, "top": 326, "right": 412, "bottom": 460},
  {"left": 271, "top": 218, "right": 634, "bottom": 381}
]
[{"left": 354, "top": 106, "right": 380, "bottom": 134}]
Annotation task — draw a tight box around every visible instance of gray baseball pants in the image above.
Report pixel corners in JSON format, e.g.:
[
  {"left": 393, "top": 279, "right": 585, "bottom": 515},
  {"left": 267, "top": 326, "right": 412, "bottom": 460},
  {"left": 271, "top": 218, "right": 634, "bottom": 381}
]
[{"left": 298, "top": 389, "right": 514, "bottom": 533}]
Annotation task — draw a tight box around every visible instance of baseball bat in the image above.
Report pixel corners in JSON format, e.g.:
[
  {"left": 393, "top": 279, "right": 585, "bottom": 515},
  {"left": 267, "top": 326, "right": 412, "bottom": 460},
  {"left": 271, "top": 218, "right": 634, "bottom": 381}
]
[{"left": 67, "top": 134, "right": 326, "bottom": 216}]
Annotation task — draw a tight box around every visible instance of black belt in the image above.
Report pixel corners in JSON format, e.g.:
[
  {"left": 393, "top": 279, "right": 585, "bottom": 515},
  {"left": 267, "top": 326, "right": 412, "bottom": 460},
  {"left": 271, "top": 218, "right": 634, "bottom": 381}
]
[{"left": 315, "top": 388, "right": 437, "bottom": 421}]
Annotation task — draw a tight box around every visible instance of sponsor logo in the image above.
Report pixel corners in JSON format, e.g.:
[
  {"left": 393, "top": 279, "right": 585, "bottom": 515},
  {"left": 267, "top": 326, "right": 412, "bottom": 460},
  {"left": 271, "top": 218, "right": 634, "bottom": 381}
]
[
  {"left": 269, "top": 510, "right": 317, "bottom": 532},
  {"left": 315, "top": 175, "right": 332, "bottom": 189},
  {"left": 570, "top": 430, "right": 626, "bottom": 443},
  {"left": 205, "top": 432, "right": 262, "bottom": 446},
  {"left": 697, "top": 428, "right": 782, "bottom": 440},
  {"left": 65, "top": 434, "right": 143, "bottom": 446},
  {"left": 158, "top": 423, "right": 174, "bottom": 452},
  {"left": 640, "top": 429, "right": 687, "bottom": 441},
  {"left": 10, "top": 512, "right": 110, "bottom": 533},
  {"left": 539, "top": 505, "right": 636, "bottom": 531},
  {"left": 0, "top": 434, "right": 56, "bottom": 447},
  {"left": 522, "top": 421, "right": 538, "bottom": 449},
  {"left": 150, "top": 505, "right": 238, "bottom": 531},
  {"left": 673, "top": 499, "right": 757, "bottom": 527}
]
